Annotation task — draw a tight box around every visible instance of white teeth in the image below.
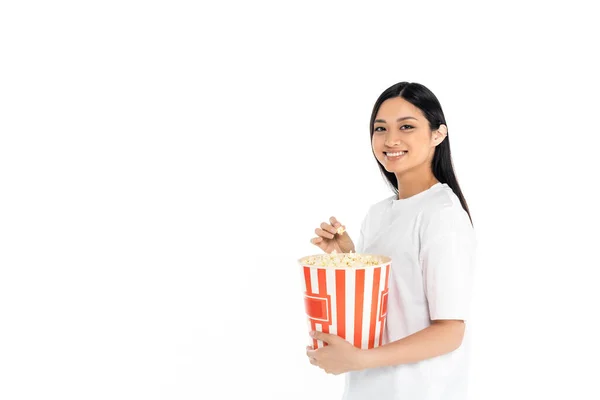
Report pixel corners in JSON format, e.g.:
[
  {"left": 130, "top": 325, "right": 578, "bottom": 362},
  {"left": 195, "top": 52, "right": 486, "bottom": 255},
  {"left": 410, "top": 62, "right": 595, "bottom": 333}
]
[{"left": 386, "top": 151, "right": 406, "bottom": 157}]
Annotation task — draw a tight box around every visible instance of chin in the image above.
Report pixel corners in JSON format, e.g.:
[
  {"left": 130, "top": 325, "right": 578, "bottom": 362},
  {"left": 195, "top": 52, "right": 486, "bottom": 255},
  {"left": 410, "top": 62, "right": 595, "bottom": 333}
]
[{"left": 385, "top": 167, "right": 404, "bottom": 174}]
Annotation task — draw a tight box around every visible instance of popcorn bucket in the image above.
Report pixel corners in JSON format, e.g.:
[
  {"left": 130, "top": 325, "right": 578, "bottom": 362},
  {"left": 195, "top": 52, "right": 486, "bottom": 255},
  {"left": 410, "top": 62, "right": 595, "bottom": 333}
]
[{"left": 298, "top": 253, "right": 391, "bottom": 350}]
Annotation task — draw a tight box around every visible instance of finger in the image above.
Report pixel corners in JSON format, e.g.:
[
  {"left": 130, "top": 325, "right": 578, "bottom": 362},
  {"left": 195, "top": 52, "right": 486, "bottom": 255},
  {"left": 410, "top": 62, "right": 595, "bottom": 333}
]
[
  {"left": 306, "top": 348, "right": 318, "bottom": 362},
  {"left": 315, "top": 228, "right": 334, "bottom": 239},
  {"left": 330, "top": 216, "right": 341, "bottom": 229},
  {"left": 320, "top": 222, "right": 337, "bottom": 235},
  {"left": 310, "top": 237, "right": 323, "bottom": 245},
  {"left": 309, "top": 357, "right": 318, "bottom": 366},
  {"left": 311, "top": 238, "right": 328, "bottom": 252},
  {"left": 330, "top": 217, "right": 346, "bottom": 235},
  {"left": 310, "top": 330, "right": 336, "bottom": 344}
]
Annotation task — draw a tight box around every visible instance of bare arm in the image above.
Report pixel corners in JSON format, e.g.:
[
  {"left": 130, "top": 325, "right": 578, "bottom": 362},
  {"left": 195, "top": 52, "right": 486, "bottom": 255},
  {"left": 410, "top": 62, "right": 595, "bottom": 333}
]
[{"left": 360, "top": 319, "right": 465, "bottom": 369}]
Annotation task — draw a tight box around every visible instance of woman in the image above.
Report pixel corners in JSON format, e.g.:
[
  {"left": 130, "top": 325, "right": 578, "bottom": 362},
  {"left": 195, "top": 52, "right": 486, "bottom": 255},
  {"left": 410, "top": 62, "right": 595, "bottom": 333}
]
[{"left": 308, "top": 82, "right": 477, "bottom": 400}]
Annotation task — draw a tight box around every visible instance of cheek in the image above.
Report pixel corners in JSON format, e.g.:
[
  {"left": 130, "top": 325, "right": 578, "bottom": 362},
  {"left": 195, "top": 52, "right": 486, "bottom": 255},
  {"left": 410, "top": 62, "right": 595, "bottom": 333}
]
[
  {"left": 373, "top": 134, "right": 386, "bottom": 146},
  {"left": 371, "top": 137, "right": 379, "bottom": 152},
  {"left": 407, "top": 139, "right": 430, "bottom": 155}
]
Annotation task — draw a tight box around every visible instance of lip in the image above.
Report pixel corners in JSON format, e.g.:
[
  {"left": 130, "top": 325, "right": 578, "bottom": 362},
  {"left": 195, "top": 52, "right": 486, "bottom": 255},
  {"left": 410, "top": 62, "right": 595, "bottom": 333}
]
[{"left": 384, "top": 151, "right": 407, "bottom": 161}]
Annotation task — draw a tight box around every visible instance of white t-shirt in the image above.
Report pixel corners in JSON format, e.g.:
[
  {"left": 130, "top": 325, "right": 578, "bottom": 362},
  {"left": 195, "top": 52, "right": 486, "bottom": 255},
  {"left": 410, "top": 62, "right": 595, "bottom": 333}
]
[{"left": 343, "top": 182, "right": 477, "bottom": 400}]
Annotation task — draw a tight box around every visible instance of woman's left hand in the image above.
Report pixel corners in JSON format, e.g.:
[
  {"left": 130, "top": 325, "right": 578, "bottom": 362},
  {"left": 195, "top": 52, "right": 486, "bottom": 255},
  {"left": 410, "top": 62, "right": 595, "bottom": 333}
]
[{"left": 306, "top": 331, "right": 364, "bottom": 375}]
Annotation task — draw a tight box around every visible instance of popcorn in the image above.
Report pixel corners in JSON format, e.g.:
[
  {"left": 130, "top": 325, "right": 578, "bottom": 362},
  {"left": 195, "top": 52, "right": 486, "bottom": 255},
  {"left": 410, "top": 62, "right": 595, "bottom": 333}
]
[
  {"left": 301, "top": 252, "right": 384, "bottom": 268},
  {"left": 336, "top": 225, "right": 346, "bottom": 235},
  {"left": 299, "top": 250, "right": 391, "bottom": 350}
]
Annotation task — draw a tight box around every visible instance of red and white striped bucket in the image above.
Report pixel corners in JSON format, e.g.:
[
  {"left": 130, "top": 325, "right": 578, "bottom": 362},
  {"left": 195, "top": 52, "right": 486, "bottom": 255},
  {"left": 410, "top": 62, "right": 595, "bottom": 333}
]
[{"left": 298, "top": 254, "right": 391, "bottom": 350}]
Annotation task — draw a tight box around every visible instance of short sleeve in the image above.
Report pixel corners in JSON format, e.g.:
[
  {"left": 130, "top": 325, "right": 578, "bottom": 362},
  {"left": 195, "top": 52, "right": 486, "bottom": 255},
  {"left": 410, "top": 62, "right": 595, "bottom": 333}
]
[{"left": 419, "top": 206, "right": 476, "bottom": 321}]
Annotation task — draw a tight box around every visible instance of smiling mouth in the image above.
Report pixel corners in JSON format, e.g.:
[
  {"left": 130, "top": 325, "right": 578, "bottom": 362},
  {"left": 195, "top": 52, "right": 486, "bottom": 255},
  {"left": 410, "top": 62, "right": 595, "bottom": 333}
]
[{"left": 384, "top": 151, "right": 408, "bottom": 159}]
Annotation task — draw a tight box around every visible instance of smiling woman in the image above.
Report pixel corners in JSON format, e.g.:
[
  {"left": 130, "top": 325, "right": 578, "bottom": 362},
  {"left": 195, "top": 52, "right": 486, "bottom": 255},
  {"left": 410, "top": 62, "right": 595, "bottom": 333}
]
[
  {"left": 369, "top": 84, "right": 471, "bottom": 223},
  {"left": 308, "top": 81, "right": 477, "bottom": 400},
  {"left": 372, "top": 99, "right": 443, "bottom": 181}
]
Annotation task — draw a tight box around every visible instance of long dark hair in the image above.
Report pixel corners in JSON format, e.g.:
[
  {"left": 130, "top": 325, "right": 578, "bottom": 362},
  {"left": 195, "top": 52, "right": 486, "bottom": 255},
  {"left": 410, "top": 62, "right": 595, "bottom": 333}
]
[{"left": 369, "top": 82, "right": 473, "bottom": 225}]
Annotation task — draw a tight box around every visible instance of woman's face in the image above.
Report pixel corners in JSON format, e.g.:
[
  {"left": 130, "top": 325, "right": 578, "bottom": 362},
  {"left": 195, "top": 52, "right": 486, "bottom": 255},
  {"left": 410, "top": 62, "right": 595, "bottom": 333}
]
[{"left": 371, "top": 97, "right": 443, "bottom": 176}]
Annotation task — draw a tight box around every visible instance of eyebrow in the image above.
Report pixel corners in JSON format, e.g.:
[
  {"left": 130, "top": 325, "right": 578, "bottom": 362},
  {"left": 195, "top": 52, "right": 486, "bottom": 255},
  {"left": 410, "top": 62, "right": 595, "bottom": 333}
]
[{"left": 374, "top": 116, "right": 418, "bottom": 123}]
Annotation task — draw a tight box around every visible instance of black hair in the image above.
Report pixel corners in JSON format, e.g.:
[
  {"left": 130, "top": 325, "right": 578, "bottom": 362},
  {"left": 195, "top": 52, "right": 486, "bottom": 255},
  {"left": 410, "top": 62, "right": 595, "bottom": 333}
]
[{"left": 369, "top": 81, "right": 473, "bottom": 225}]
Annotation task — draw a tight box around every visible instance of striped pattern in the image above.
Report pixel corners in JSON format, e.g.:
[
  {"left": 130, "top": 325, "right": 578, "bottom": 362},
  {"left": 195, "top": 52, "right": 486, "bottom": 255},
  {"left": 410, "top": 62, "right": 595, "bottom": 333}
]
[{"left": 302, "top": 263, "right": 390, "bottom": 350}]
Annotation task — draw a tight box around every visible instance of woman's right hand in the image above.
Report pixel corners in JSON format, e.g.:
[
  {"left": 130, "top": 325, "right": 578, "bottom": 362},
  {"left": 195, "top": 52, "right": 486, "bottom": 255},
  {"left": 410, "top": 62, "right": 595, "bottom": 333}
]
[{"left": 310, "top": 216, "right": 355, "bottom": 254}]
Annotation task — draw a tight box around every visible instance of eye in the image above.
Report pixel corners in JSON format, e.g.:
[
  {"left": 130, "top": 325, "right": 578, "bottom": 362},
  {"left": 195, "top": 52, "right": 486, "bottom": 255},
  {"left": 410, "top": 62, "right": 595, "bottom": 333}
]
[
  {"left": 374, "top": 126, "right": 386, "bottom": 132},
  {"left": 400, "top": 125, "right": 414, "bottom": 130}
]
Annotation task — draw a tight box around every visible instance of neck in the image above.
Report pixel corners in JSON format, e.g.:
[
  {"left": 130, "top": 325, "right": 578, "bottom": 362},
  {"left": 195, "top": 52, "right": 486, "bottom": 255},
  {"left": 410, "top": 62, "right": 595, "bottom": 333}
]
[{"left": 395, "top": 170, "right": 439, "bottom": 200}]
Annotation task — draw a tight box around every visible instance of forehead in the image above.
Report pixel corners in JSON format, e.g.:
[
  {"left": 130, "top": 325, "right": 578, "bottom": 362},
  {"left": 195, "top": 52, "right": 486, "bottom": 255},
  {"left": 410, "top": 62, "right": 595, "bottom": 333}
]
[{"left": 375, "top": 97, "right": 424, "bottom": 120}]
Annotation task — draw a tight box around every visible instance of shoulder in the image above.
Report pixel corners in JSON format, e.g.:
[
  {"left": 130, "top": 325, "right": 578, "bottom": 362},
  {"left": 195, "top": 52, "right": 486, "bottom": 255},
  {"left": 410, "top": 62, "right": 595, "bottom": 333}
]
[
  {"left": 419, "top": 185, "right": 473, "bottom": 242},
  {"left": 364, "top": 194, "right": 396, "bottom": 219},
  {"left": 356, "top": 195, "right": 396, "bottom": 234}
]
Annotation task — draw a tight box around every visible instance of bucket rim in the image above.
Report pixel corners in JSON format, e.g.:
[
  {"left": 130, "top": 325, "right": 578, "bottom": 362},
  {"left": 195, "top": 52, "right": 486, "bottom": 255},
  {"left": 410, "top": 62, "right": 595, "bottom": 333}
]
[{"left": 297, "top": 253, "right": 391, "bottom": 270}]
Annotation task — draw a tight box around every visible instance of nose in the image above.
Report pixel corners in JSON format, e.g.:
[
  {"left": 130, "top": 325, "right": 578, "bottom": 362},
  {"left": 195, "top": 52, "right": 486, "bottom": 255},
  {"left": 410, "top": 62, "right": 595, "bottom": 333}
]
[
  {"left": 384, "top": 129, "right": 403, "bottom": 147},
  {"left": 384, "top": 137, "right": 403, "bottom": 147}
]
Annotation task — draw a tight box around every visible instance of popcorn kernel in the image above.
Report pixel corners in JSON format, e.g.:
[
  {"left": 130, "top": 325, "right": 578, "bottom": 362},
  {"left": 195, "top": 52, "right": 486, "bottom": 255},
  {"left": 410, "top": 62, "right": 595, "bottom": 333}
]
[{"left": 302, "top": 253, "right": 383, "bottom": 268}]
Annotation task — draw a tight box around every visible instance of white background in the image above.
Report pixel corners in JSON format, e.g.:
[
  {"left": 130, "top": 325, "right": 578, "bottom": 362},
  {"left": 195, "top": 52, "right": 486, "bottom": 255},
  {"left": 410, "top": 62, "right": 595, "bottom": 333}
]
[{"left": 1, "top": 1, "right": 599, "bottom": 399}]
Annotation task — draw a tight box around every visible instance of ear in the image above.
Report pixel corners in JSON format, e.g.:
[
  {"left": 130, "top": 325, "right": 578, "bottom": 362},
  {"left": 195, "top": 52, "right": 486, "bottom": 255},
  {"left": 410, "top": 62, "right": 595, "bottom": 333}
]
[{"left": 432, "top": 124, "right": 448, "bottom": 145}]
